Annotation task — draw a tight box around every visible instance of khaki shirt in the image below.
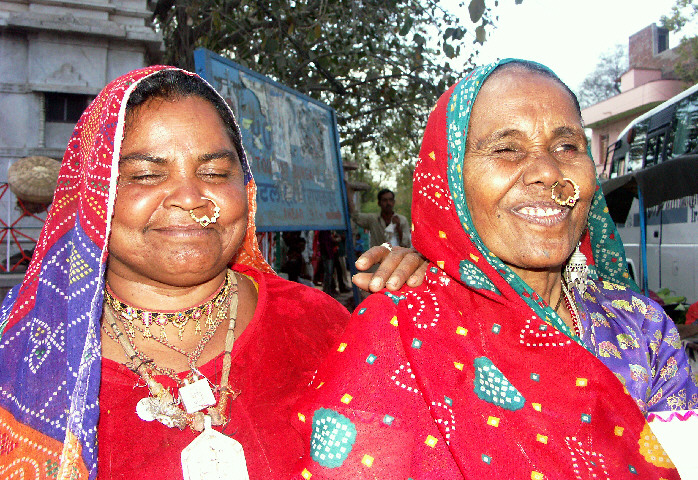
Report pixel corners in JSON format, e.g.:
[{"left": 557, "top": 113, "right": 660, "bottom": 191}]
[{"left": 351, "top": 212, "right": 411, "bottom": 248}]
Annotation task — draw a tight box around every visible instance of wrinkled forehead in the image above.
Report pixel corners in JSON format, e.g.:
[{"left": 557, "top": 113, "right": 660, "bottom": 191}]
[
  {"left": 467, "top": 69, "right": 583, "bottom": 137},
  {"left": 478, "top": 63, "right": 582, "bottom": 122}
]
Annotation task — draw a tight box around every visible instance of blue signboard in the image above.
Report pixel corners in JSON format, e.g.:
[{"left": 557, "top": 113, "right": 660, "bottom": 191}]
[{"left": 194, "top": 48, "right": 347, "bottom": 232}]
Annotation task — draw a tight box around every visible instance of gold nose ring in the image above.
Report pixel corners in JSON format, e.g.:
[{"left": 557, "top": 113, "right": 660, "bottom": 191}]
[
  {"left": 551, "top": 178, "right": 580, "bottom": 207},
  {"left": 189, "top": 197, "right": 221, "bottom": 227}
]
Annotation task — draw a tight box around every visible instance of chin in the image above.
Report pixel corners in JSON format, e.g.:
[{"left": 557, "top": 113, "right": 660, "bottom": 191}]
[
  {"left": 151, "top": 267, "right": 227, "bottom": 287},
  {"left": 149, "top": 253, "right": 228, "bottom": 280},
  {"left": 505, "top": 244, "right": 574, "bottom": 272}
]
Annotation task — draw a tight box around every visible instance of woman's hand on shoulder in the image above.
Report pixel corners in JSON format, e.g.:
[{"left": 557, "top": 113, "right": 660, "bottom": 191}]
[{"left": 353, "top": 245, "right": 428, "bottom": 292}]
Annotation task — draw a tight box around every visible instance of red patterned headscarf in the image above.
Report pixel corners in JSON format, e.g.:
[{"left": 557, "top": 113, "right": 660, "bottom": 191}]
[{"left": 0, "top": 66, "right": 271, "bottom": 478}]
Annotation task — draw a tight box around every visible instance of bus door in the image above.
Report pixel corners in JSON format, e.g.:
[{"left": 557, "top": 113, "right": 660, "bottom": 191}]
[{"left": 640, "top": 105, "right": 676, "bottom": 290}]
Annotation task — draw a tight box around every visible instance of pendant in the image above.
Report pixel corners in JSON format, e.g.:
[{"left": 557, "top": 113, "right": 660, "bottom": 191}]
[
  {"left": 136, "top": 397, "right": 157, "bottom": 422},
  {"left": 136, "top": 395, "right": 188, "bottom": 429},
  {"left": 179, "top": 378, "right": 216, "bottom": 414},
  {"left": 181, "top": 416, "right": 249, "bottom": 480}
]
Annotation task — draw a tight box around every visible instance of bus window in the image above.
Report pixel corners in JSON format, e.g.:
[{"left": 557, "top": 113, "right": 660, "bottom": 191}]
[
  {"left": 607, "top": 140, "right": 623, "bottom": 178},
  {"left": 611, "top": 157, "right": 625, "bottom": 178},
  {"left": 645, "top": 126, "right": 674, "bottom": 167},
  {"left": 673, "top": 91, "right": 698, "bottom": 156},
  {"left": 625, "top": 120, "right": 647, "bottom": 173},
  {"left": 644, "top": 133, "right": 662, "bottom": 167},
  {"left": 663, "top": 124, "right": 675, "bottom": 160},
  {"left": 626, "top": 259, "right": 636, "bottom": 283}
]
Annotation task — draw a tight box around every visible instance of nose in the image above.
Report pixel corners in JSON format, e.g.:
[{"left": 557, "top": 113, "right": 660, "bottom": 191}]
[
  {"left": 163, "top": 176, "right": 208, "bottom": 212},
  {"left": 521, "top": 150, "right": 564, "bottom": 189}
]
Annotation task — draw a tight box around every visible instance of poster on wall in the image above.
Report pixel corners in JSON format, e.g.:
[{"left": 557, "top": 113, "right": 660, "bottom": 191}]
[{"left": 194, "top": 48, "right": 347, "bottom": 232}]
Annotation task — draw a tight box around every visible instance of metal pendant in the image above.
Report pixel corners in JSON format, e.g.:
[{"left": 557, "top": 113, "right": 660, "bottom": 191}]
[
  {"left": 181, "top": 416, "right": 249, "bottom": 480},
  {"left": 135, "top": 395, "right": 188, "bottom": 429},
  {"left": 179, "top": 378, "right": 216, "bottom": 414}
]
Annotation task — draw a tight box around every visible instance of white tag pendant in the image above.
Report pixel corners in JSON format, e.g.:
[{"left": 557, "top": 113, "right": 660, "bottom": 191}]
[
  {"left": 179, "top": 378, "right": 216, "bottom": 414},
  {"left": 181, "top": 416, "right": 249, "bottom": 480}
]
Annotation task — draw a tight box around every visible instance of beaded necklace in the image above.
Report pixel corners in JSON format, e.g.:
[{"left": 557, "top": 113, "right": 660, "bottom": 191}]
[
  {"left": 102, "top": 271, "right": 239, "bottom": 431},
  {"left": 104, "top": 272, "right": 232, "bottom": 341},
  {"left": 553, "top": 288, "right": 564, "bottom": 312},
  {"left": 560, "top": 280, "right": 582, "bottom": 338}
]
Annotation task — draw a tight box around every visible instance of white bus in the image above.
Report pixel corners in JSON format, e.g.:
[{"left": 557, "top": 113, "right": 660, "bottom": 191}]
[{"left": 602, "top": 84, "right": 698, "bottom": 305}]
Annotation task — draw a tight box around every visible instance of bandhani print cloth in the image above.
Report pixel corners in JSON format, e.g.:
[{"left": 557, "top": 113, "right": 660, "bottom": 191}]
[
  {"left": 291, "top": 59, "right": 682, "bottom": 479},
  {"left": 0, "top": 66, "right": 271, "bottom": 479}
]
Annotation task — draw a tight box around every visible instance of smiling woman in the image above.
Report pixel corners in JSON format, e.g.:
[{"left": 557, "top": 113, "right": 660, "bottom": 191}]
[
  {"left": 110, "top": 97, "right": 248, "bottom": 289},
  {"left": 0, "top": 67, "right": 425, "bottom": 480},
  {"left": 291, "top": 60, "right": 695, "bottom": 479},
  {"left": 462, "top": 68, "right": 595, "bottom": 279}
]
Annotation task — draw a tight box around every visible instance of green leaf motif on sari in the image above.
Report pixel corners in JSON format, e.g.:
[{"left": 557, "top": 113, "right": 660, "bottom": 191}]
[
  {"left": 310, "top": 408, "right": 357, "bottom": 468},
  {"left": 473, "top": 357, "right": 525, "bottom": 411},
  {"left": 459, "top": 260, "right": 498, "bottom": 293}
]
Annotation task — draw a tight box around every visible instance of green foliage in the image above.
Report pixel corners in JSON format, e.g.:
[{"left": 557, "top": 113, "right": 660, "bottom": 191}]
[
  {"left": 661, "top": 0, "right": 698, "bottom": 83},
  {"left": 151, "top": 0, "right": 507, "bottom": 178},
  {"left": 393, "top": 162, "right": 414, "bottom": 223},
  {"left": 674, "top": 36, "right": 698, "bottom": 83},
  {"left": 661, "top": 0, "right": 698, "bottom": 32}
]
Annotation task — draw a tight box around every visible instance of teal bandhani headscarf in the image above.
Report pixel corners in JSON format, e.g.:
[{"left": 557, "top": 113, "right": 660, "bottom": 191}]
[{"left": 414, "top": 58, "right": 637, "bottom": 344}]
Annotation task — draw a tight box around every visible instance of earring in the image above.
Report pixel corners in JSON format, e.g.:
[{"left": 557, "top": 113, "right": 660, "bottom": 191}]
[
  {"left": 564, "top": 242, "right": 588, "bottom": 294},
  {"left": 189, "top": 197, "right": 221, "bottom": 228},
  {"left": 551, "top": 178, "right": 580, "bottom": 207}
]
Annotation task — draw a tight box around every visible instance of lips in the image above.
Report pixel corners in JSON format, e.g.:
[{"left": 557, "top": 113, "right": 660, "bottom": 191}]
[
  {"left": 518, "top": 205, "right": 563, "bottom": 217},
  {"left": 150, "top": 223, "right": 213, "bottom": 235},
  {"left": 512, "top": 202, "right": 569, "bottom": 225}
]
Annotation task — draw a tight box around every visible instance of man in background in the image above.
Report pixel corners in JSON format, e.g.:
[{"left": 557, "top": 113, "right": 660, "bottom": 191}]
[{"left": 348, "top": 187, "right": 410, "bottom": 249}]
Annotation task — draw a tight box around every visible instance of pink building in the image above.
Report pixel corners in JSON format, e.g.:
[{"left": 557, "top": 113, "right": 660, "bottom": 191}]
[{"left": 582, "top": 24, "right": 686, "bottom": 177}]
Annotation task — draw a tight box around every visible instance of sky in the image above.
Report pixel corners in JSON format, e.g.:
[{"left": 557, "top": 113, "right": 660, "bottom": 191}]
[{"left": 445, "top": 0, "right": 692, "bottom": 92}]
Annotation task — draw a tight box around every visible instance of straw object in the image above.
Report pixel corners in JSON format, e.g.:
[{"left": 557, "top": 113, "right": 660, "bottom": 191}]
[{"left": 8, "top": 156, "right": 61, "bottom": 204}]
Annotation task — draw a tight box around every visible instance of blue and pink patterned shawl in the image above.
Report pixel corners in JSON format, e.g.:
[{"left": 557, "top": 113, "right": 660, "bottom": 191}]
[{"left": 0, "top": 66, "right": 271, "bottom": 479}]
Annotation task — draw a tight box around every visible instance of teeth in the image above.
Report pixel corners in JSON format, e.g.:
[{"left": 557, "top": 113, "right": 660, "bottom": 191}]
[{"left": 519, "top": 206, "right": 562, "bottom": 217}]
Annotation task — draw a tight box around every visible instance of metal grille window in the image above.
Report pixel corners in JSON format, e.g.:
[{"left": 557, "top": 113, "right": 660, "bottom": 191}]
[{"left": 45, "top": 93, "right": 91, "bottom": 123}]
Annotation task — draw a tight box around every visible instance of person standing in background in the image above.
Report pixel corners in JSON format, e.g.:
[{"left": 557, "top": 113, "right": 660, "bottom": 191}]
[{"left": 347, "top": 187, "right": 410, "bottom": 248}]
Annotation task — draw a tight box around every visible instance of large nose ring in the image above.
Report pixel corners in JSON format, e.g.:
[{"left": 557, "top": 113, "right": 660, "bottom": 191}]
[
  {"left": 551, "top": 178, "right": 580, "bottom": 207},
  {"left": 189, "top": 197, "right": 221, "bottom": 228}
]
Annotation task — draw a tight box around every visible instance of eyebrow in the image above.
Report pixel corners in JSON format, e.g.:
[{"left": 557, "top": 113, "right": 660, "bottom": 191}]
[
  {"left": 200, "top": 149, "right": 238, "bottom": 163},
  {"left": 474, "top": 129, "right": 522, "bottom": 150},
  {"left": 473, "top": 126, "right": 586, "bottom": 150},
  {"left": 553, "top": 126, "right": 589, "bottom": 148},
  {"left": 119, "top": 149, "right": 238, "bottom": 165},
  {"left": 552, "top": 126, "right": 585, "bottom": 138}
]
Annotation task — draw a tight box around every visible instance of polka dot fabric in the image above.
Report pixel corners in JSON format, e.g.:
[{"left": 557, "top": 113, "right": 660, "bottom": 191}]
[
  {"left": 291, "top": 60, "right": 679, "bottom": 479},
  {"left": 0, "top": 66, "right": 271, "bottom": 479}
]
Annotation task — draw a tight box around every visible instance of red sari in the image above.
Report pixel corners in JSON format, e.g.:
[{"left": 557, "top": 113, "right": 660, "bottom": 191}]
[
  {"left": 290, "top": 60, "right": 680, "bottom": 479},
  {"left": 98, "top": 264, "right": 349, "bottom": 479}
]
